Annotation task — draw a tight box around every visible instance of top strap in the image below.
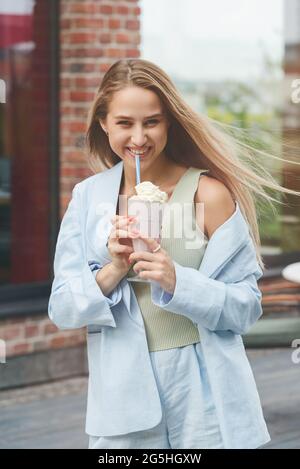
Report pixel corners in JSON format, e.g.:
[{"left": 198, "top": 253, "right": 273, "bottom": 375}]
[{"left": 170, "top": 167, "right": 209, "bottom": 204}]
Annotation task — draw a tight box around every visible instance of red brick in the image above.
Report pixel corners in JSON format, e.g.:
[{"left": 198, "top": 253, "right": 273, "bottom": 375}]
[
  {"left": 108, "top": 18, "right": 121, "bottom": 29},
  {"left": 69, "top": 3, "right": 97, "bottom": 15},
  {"left": 61, "top": 18, "right": 71, "bottom": 29},
  {"left": 63, "top": 151, "right": 86, "bottom": 164},
  {"left": 11, "top": 342, "right": 33, "bottom": 356},
  {"left": 126, "top": 20, "right": 140, "bottom": 30},
  {"left": 64, "top": 121, "right": 87, "bottom": 133},
  {"left": 25, "top": 324, "right": 40, "bottom": 338},
  {"left": 131, "top": 6, "right": 141, "bottom": 15},
  {"left": 72, "top": 18, "right": 104, "bottom": 29},
  {"left": 75, "top": 76, "right": 100, "bottom": 88},
  {"left": 70, "top": 91, "right": 95, "bottom": 102},
  {"left": 61, "top": 77, "right": 72, "bottom": 88},
  {"left": 125, "top": 48, "right": 140, "bottom": 58},
  {"left": 50, "top": 336, "right": 69, "bottom": 349},
  {"left": 1, "top": 326, "right": 23, "bottom": 341},
  {"left": 44, "top": 323, "right": 58, "bottom": 335},
  {"left": 99, "top": 33, "right": 112, "bottom": 43},
  {"left": 60, "top": 135, "right": 73, "bottom": 146},
  {"left": 60, "top": 90, "right": 70, "bottom": 101},
  {"left": 106, "top": 48, "right": 125, "bottom": 58},
  {"left": 116, "top": 5, "right": 129, "bottom": 15},
  {"left": 100, "top": 63, "right": 112, "bottom": 73},
  {"left": 69, "top": 48, "right": 104, "bottom": 59},
  {"left": 69, "top": 32, "right": 97, "bottom": 44},
  {"left": 115, "top": 33, "right": 131, "bottom": 44},
  {"left": 61, "top": 167, "right": 88, "bottom": 178},
  {"left": 68, "top": 334, "right": 86, "bottom": 346},
  {"left": 99, "top": 4, "right": 113, "bottom": 15}
]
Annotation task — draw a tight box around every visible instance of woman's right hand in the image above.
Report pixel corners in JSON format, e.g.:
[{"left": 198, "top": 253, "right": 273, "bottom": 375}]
[{"left": 107, "top": 215, "right": 139, "bottom": 273}]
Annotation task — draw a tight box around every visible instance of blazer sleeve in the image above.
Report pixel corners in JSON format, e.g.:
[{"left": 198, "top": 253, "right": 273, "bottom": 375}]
[
  {"left": 48, "top": 184, "right": 119, "bottom": 330},
  {"left": 151, "top": 260, "right": 263, "bottom": 336}
]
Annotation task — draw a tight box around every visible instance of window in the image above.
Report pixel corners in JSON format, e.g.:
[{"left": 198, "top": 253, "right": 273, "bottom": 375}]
[
  {"left": 0, "top": 0, "right": 58, "bottom": 303},
  {"left": 141, "top": 0, "right": 300, "bottom": 258}
]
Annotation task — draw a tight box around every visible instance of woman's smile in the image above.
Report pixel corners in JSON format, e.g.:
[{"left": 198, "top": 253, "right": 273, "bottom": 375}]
[{"left": 125, "top": 146, "right": 152, "bottom": 159}]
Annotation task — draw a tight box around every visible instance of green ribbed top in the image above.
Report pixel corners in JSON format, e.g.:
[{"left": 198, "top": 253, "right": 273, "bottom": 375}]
[{"left": 127, "top": 167, "right": 209, "bottom": 352}]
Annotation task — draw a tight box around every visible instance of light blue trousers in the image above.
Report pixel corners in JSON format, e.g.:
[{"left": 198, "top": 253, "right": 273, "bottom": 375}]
[{"left": 88, "top": 342, "right": 224, "bottom": 449}]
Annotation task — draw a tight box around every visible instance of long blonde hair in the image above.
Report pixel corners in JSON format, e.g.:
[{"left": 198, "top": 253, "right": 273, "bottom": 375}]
[{"left": 86, "top": 58, "right": 300, "bottom": 271}]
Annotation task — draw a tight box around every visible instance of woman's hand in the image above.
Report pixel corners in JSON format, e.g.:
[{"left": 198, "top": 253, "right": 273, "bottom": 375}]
[
  {"left": 128, "top": 235, "right": 176, "bottom": 294},
  {"left": 107, "top": 215, "right": 139, "bottom": 273}
]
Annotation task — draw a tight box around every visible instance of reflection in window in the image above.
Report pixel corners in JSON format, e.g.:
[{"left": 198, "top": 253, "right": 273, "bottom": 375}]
[
  {"left": 0, "top": 0, "right": 51, "bottom": 285},
  {"left": 141, "top": 0, "right": 300, "bottom": 256}
]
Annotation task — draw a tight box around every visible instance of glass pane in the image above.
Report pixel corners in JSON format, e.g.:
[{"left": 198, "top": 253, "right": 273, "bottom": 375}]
[{"left": 0, "top": 0, "right": 52, "bottom": 285}]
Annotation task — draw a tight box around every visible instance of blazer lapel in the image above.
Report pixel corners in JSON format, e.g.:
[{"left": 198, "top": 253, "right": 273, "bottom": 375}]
[
  {"left": 91, "top": 161, "right": 124, "bottom": 265},
  {"left": 199, "top": 201, "right": 250, "bottom": 279}
]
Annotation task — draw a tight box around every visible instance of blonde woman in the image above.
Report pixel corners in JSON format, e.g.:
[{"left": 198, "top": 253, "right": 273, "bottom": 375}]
[{"left": 48, "top": 59, "right": 300, "bottom": 449}]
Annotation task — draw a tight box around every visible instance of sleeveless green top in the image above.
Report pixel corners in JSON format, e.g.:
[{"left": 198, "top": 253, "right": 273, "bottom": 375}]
[{"left": 127, "top": 167, "right": 209, "bottom": 351}]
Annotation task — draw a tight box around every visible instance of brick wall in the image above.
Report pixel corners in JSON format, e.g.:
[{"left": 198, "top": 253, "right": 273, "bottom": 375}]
[
  {"left": 1, "top": 0, "right": 141, "bottom": 373},
  {"left": 60, "top": 0, "right": 141, "bottom": 214},
  {"left": 0, "top": 316, "right": 85, "bottom": 358}
]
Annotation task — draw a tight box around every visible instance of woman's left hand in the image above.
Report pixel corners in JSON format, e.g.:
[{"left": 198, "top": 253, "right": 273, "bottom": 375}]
[{"left": 128, "top": 234, "right": 176, "bottom": 294}]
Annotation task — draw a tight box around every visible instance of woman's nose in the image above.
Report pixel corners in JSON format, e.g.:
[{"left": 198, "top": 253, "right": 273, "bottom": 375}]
[{"left": 131, "top": 127, "right": 147, "bottom": 146}]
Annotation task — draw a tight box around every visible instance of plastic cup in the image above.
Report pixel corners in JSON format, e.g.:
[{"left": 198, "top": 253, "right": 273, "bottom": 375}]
[{"left": 127, "top": 198, "right": 162, "bottom": 252}]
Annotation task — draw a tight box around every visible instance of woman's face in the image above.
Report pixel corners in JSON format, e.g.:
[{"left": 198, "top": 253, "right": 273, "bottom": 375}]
[{"left": 100, "top": 86, "right": 170, "bottom": 170}]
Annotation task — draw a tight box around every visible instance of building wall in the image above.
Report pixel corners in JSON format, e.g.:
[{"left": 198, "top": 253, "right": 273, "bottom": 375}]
[
  {"left": 281, "top": 0, "right": 300, "bottom": 251},
  {"left": 60, "top": 0, "right": 141, "bottom": 212},
  {"left": 0, "top": 0, "right": 140, "bottom": 388}
]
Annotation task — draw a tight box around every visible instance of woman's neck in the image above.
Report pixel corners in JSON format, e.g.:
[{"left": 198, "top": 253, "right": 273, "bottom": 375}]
[{"left": 122, "top": 157, "right": 186, "bottom": 191}]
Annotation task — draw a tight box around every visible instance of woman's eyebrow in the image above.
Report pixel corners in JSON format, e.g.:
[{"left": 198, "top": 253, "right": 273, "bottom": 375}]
[{"left": 114, "top": 113, "right": 163, "bottom": 119}]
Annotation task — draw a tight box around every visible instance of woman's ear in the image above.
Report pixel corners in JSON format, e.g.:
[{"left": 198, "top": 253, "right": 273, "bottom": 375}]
[{"left": 99, "top": 119, "right": 107, "bottom": 134}]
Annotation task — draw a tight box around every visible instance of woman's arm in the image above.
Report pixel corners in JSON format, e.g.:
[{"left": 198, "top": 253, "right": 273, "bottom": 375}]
[
  {"left": 151, "top": 178, "right": 262, "bottom": 335},
  {"left": 48, "top": 184, "right": 121, "bottom": 330},
  {"left": 195, "top": 174, "right": 236, "bottom": 240},
  {"left": 95, "top": 262, "right": 128, "bottom": 297}
]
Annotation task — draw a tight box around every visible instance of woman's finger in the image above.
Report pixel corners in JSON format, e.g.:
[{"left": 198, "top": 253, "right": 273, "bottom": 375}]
[
  {"left": 111, "top": 215, "right": 136, "bottom": 228},
  {"left": 111, "top": 228, "right": 139, "bottom": 240},
  {"left": 113, "top": 244, "right": 134, "bottom": 254},
  {"left": 133, "top": 260, "right": 161, "bottom": 272}
]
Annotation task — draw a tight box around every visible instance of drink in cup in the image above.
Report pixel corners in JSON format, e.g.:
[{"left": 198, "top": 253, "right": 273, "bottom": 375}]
[{"left": 127, "top": 181, "right": 168, "bottom": 282}]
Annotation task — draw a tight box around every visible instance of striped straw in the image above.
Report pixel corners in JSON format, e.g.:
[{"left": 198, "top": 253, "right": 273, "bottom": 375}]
[{"left": 135, "top": 155, "right": 141, "bottom": 185}]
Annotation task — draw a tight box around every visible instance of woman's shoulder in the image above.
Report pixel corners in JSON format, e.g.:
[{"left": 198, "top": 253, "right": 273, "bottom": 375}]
[
  {"left": 195, "top": 174, "right": 236, "bottom": 239},
  {"left": 75, "top": 165, "right": 114, "bottom": 194}
]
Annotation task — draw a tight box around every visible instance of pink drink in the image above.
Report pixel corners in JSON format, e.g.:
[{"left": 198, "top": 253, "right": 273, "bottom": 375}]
[{"left": 127, "top": 198, "right": 162, "bottom": 252}]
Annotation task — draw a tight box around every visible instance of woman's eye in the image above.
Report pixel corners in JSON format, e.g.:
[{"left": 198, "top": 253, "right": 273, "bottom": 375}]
[{"left": 117, "top": 120, "right": 159, "bottom": 126}]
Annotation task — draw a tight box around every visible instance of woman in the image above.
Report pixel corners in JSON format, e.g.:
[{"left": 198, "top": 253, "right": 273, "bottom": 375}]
[{"left": 48, "top": 59, "right": 300, "bottom": 449}]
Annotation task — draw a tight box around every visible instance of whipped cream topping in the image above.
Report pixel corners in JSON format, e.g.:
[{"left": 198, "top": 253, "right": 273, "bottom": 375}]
[{"left": 130, "top": 181, "right": 168, "bottom": 203}]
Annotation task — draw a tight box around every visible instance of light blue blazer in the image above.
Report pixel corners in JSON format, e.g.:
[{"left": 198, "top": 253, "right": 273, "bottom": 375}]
[{"left": 48, "top": 161, "right": 271, "bottom": 449}]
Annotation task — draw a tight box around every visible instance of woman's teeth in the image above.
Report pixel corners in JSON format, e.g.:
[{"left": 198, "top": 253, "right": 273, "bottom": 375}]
[{"left": 126, "top": 147, "right": 150, "bottom": 158}]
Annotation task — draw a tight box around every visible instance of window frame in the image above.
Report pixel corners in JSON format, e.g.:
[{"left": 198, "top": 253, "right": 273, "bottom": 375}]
[{"left": 0, "top": 0, "right": 59, "bottom": 317}]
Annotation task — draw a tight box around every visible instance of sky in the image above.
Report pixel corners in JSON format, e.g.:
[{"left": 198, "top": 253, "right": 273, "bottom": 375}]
[{"left": 140, "top": 0, "right": 284, "bottom": 82}]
